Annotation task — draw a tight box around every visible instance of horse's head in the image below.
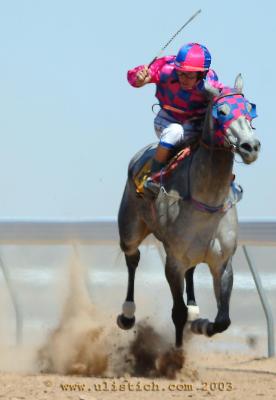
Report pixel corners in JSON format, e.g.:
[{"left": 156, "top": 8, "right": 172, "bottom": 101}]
[{"left": 204, "top": 75, "right": 261, "bottom": 164}]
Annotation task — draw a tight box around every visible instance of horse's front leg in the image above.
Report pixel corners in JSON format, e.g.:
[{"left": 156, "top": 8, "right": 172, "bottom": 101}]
[
  {"left": 117, "top": 250, "right": 141, "bottom": 330},
  {"left": 185, "top": 266, "right": 200, "bottom": 321},
  {"left": 117, "top": 184, "right": 149, "bottom": 330},
  {"left": 191, "top": 257, "right": 233, "bottom": 336},
  {"left": 165, "top": 257, "right": 188, "bottom": 347}
]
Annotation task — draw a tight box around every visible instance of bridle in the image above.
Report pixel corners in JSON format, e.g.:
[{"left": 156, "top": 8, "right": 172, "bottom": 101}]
[
  {"left": 155, "top": 91, "right": 249, "bottom": 213},
  {"left": 199, "top": 91, "right": 245, "bottom": 153}
]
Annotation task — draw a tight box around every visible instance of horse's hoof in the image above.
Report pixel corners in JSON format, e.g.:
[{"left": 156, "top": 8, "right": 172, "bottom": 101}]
[{"left": 117, "top": 314, "right": 135, "bottom": 330}]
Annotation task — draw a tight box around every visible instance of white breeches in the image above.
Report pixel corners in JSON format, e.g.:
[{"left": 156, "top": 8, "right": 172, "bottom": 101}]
[{"left": 154, "top": 109, "right": 202, "bottom": 149}]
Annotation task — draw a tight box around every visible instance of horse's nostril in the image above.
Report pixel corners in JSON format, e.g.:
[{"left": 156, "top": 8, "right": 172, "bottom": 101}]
[
  {"left": 252, "top": 140, "right": 261, "bottom": 152},
  {"left": 240, "top": 143, "right": 252, "bottom": 153},
  {"left": 255, "top": 140, "right": 261, "bottom": 151}
]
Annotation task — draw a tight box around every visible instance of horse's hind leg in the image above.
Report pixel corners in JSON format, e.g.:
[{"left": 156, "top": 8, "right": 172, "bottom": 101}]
[
  {"left": 191, "top": 257, "right": 233, "bottom": 336},
  {"left": 117, "top": 185, "right": 149, "bottom": 330},
  {"left": 165, "top": 257, "right": 188, "bottom": 347},
  {"left": 185, "top": 267, "right": 200, "bottom": 321}
]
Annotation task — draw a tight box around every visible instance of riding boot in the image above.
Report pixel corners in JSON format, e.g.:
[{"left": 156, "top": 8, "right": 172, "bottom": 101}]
[{"left": 143, "top": 159, "right": 166, "bottom": 195}]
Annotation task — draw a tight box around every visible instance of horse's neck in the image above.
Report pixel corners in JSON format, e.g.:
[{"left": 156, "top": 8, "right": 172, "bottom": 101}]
[{"left": 189, "top": 146, "right": 234, "bottom": 206}]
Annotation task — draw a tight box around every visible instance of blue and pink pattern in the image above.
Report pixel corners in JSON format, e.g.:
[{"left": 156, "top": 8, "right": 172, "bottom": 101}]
[
  {"left": 127, "top": 58, "right": 257, "bottom": 141},
  {"left": 127, "top": 56, "right": 224, "bottom": 123},
  {"left": 174, "top": 43, "right": 211, "bottom": 71},
  {"left": 212, "top": 89, "right": 257, "bottom": 144}
]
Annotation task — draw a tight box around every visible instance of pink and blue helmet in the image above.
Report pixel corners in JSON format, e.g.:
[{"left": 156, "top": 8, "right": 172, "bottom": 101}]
[{"left": 174, "top": 43, "right": 211, "bottom": 72}]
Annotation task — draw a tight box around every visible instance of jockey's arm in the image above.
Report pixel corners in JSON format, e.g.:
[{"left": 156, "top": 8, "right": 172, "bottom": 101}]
[
  {"left": 127, "top": 64, "right": 153, "bottom": 88},
  {"left": 127, "top": 56, "right": 174, "bottom": 88},
  {"left": 135, "top": 65, "right": 151, "bottom": 87}
]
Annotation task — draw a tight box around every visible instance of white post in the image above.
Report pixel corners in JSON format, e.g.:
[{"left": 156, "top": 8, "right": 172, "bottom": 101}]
[
  {"left": 0, "top": 255, "right": 23, "bottom": 345},
  {"left": 242, "top": 245, "right": 275, "bottom": 357}
]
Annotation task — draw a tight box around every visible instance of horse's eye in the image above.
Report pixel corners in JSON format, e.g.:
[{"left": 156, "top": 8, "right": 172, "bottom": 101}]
[
  {"left": 218, "top": 104, "right": 230, "bottom": 116},
  {"left": 246, "top": 102, "right": 252, "bottom": 113}
]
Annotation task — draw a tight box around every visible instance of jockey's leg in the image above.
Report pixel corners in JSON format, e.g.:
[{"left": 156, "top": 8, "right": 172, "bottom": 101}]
[
  {"left": 151, "top": 145, "right": 173, "bottom": 172},
  {"left": 144, "top": 112, "right": 201, "bottom": 194},
  {"left": 144, "top": 109, "right": 184, "bottom": 194},
  {"left": 143, "top": 145, "right": 173, "bottom": 194}
]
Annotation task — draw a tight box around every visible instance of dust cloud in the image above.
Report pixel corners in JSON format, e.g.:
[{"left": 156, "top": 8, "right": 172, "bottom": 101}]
[
  {"left": 129, "top": 322, "right": 185, "bottom": 379},
  {"left": 37, "top": 249, "right": 110, "bottom": 376},
  {"left": 0, "top": 247, "right": 188, "bottom": 378},
  {"left": 37, "top": 249, "right": 186, "bottom": 378}
]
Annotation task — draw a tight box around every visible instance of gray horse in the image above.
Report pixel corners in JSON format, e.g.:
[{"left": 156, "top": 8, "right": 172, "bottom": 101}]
[{"left": 117, "top": 75, "right": 260, "bottom": 348}]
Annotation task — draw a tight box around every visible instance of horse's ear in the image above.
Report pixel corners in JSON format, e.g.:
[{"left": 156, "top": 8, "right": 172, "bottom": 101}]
[
  {"left": 234, "top": 73, "right": 243, "bottom": 93},
  {"left": 204, "top": 81, "right": 221, "bottom": 98}
]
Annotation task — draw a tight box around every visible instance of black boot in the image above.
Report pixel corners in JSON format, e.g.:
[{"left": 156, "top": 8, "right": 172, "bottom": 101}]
[{"left": 143, "top": 159, "right": 166, "bottom": 195}]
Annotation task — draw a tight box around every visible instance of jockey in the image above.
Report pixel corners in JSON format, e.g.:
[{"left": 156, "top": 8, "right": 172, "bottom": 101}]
[{"left": 127, "top": 42, "right": 227, "bottom": 193}]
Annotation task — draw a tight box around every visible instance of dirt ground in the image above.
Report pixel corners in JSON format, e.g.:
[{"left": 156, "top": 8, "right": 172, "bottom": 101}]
[
  {"left": 0, "top": 350, "right": 275, "bottom": 400},
  {"left": 0, "top": 251, "right": 275, "bottom": 400}
]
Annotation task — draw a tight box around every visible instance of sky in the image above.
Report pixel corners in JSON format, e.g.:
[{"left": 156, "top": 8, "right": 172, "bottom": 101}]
[{"left": 0, "top": 0, "right": 275, "bottom": 219}]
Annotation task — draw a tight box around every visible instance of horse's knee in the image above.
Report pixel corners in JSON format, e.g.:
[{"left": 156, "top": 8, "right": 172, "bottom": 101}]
[
  {"left": 120, "top": 239, "right": 133, "bottom": 254},
  {"left": 120, "top": 240, "right": 140, "bottom": 260},
  {"left": 125, "top": 250, "right": 140, "bottom": 267},
  {"left": 120, "top": 240, "right": 140, "bottom": 258}
]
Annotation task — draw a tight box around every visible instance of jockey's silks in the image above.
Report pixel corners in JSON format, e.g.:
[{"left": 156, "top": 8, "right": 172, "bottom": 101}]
[{"left": 127, "top": 55, "right": 225, "bottom": 123}]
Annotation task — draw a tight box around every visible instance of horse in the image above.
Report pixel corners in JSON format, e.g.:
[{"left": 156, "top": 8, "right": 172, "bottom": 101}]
[{"left": 117, "top": 74, "right": 261, "bottom": 348}]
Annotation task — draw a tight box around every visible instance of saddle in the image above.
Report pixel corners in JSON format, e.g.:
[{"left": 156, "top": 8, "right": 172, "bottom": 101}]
[
  {"left": 132, "top": 141, "right": 243, "bottom": 211},
  {"left": 133, "top": 146, "right": 192, "bottom": 195}
]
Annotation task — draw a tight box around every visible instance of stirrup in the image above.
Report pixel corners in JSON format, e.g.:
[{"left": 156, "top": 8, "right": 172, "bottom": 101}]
[{"left": 143, "top": 177, "right": 161, "bottom": 195}]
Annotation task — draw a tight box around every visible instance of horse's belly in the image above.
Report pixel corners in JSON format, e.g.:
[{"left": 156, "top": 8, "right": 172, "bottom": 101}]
[
  {"left": 165, "top": 213, "right": 237, "bottom": 267},
  {"left": 166, "top": 234, "right": 213, "bottom": 266}
]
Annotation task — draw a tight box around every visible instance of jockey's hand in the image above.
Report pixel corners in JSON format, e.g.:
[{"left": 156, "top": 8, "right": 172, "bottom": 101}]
[{"left": 136, "top": 66, "right": 151, "bottom": 87}]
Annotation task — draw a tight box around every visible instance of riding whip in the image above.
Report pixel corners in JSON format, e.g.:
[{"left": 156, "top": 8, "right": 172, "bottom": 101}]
[{"left": 148, "top": 9, "right": 202, "bottom": 67}]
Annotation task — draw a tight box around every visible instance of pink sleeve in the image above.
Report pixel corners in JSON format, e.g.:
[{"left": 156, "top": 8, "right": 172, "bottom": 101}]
[
  {"left": 127, "top": 65, "right": 147, "bottom": 87},
  {"left": 127, "top": 56, "right": 175, "bottom": 87}
]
